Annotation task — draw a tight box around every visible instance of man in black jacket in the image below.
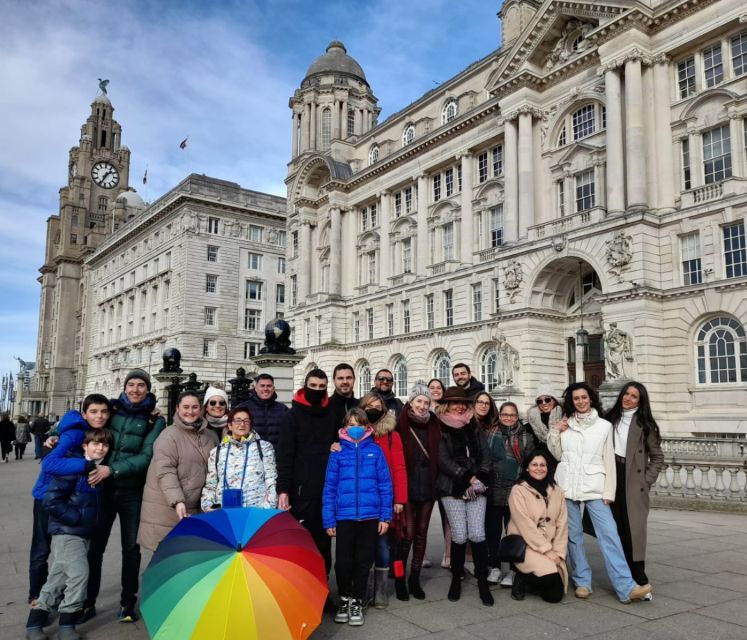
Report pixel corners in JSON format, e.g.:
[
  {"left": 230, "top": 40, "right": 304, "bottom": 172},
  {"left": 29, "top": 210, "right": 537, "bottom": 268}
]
[
  {"left": 276, "top": 369, "right": 338, "bottom": 574},
  {"left": 372, "top": 369, "right": 404, "bottom": 417},
  {"left": 235, "top": 373, "right": 288, "bottom": 449},
  {"left": 452, "top": 363, "right": 485, "bottom": 401},
  {"left": 327, "top": 363, "right": 358, "bottom": 429},
  {"left": 31, "top": 414, "right": 50, "bottom": 460}
]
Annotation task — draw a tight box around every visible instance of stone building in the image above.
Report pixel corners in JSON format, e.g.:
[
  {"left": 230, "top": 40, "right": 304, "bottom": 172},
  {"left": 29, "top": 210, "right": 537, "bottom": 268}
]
[{"left": 286, "top": 0, "right": 747, "bottom": 436}]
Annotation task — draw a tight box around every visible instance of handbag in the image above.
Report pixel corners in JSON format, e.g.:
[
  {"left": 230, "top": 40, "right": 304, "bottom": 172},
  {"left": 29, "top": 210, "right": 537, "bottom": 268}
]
[{"left": 498, "top": 534, "right": 527, "bottom": 563}]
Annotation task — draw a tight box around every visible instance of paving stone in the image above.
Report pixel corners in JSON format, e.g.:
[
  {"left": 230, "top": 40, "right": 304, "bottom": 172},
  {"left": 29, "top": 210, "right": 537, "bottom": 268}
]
[
  {"left": 530, "top": 600, "right": 641, "bottom": 635},
  {"left": 652, "top": 579, "right": 745, "bottom": 605},
  {"left": 693, "top": 571, "right": 747, "bottom": 594},
  {"left": 463, "top": 611, "right": 582, "bottom": 640},
  {"left": 695, "top": 597, "right": 747, "bottom": 628}
]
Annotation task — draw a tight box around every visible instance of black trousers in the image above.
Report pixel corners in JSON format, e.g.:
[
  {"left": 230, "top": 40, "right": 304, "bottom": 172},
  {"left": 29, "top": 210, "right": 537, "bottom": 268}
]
[
  {"left": 523, "top": 571, "right": 564, "bottom": 603},
  {"left": 291, "top": 499, "right": 332, "bottom": 576},
  {"left": 15, "top": 442, "right": 28, "bottom": 459},
  {"left": 485, "top": 504, "right": 510, "bottom": 568},
  {"left": 611, "top": 459, "right": 648, "bottom": 585},
  {"left": 335, "top": 520, "right": 379, "bottom": 600},
  {"left": 29, "top": 499, "right": 51, "bottom": 601}
]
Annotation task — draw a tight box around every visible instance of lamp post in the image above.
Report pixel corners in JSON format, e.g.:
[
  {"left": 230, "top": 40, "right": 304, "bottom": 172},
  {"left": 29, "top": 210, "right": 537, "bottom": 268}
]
[
  {"left": 218, "top": 343, "right": 228, "bottom": 388},
  {"left": 575, "top": 261, "right": 588, "bottom": 382}
]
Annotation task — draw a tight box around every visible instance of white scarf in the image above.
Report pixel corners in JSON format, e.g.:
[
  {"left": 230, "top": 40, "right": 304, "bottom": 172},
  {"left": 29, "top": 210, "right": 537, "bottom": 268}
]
[
  {"left": 614, "top": 408, "right": 637, "bottom": 458},
  {"left": 568, "top": 408, "right": 598, "bottom": 430}
]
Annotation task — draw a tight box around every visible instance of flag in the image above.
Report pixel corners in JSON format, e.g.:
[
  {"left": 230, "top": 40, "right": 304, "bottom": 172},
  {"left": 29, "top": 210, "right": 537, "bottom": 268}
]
[
  {"left": 179, "top": 137, "right": 188, "bottom": 149},
  {"left": 143, "top": 168, "right": 148, "bottom": 184}
]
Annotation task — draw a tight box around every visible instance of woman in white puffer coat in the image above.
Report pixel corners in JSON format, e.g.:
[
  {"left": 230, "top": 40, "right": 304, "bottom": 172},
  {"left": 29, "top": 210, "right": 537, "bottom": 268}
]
[
  {"left": 547, "top": 382, "right": 652, "bottom": 604},
  {"left": 201, "top": 407, "right": 277, "bottom": 511}
]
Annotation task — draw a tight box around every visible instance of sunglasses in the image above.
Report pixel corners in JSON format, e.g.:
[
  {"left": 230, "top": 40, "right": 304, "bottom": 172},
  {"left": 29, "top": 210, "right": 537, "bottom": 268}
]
[
  {"left": 536, "top": 397, "right": 554, "bottom": 405},
  {"left": 208, "top": 400, "right": 227, "bottom": 407},
  {"left": 376, "top": 377, "right": 394, "bottom": 383}
]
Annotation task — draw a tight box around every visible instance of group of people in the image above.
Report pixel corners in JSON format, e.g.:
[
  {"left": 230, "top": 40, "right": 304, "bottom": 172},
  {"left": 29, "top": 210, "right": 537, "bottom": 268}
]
[
  {"left": 0, "top": 412, "right": 32, "bottom": 462},
  {"left": 23, "top": 361, "right": 665, "bottom": 637}
]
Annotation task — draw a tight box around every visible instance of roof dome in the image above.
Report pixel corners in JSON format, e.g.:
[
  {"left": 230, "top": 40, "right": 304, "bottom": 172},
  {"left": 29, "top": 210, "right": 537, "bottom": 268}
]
[
  {"left": 118, "top": 189, "right": 146, "bottom": 210},
  {"left": 303, "top": 41, "right": 367, "bottom": 85}
]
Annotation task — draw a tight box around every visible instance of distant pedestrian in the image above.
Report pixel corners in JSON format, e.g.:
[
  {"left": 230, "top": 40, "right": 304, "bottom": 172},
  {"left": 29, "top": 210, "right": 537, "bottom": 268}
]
[
  {"left": 31, "top": 414, "right": 50, "bottom": 460},
  {"left": 0, "top": 413, "right": 15, "bottom": 463},
  {"left": 15, "top": 415, "right": 31, "bottom": 459}
]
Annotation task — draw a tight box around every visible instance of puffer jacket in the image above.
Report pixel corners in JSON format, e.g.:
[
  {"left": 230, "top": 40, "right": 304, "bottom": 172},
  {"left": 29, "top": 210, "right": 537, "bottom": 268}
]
[
  {"left": 44, "top": 462, "right": 103, "bottom": 538},
  {"left": 107, "top": 393, "right": 166, "bottom": 489},
  {"left": 33, "top": 411, "right": 95, "bottom": 500},
  {"left": 372, "top": 413, "right": 408, "bottom": 505},
  {"left": 201, "top": 433, "right": 277, "bottom": 510},
  {"left": 437, "top": 420, "right": 491, "bottom": 498},
  {"left": 322, "top": 428, "right": 393, "bottom": 529},
  {"left": 548, "top": 410, "right": 616, "bottom": 502},
  {"left": 235, "top": 390, "right": 288, "bottom": 449},
  {"left": 485, "top": 421, "right": 535, "bottom": 507}
]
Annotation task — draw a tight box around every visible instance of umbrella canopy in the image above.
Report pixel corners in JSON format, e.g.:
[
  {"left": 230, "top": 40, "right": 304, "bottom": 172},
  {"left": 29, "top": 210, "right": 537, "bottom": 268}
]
[{"left": 142, "top": 508, "right": 328, "bottom": 640}]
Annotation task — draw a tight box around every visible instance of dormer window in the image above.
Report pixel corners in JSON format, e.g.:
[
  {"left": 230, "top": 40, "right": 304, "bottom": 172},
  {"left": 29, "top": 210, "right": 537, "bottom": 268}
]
[
  {"left": 369, "top": 144, "right": 379, "bottom": 165},
  {"left": 442, "top": 99, "right": 458, "bottom": 124},
  {"left": 402, "top": 124, "right": 415, "bottom": 147}
]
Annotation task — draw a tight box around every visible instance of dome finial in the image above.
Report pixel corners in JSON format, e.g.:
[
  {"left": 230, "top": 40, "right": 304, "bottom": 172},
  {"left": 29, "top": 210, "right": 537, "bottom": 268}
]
[{"left": 326, "top": 40, "right": 346, "bottom": 53}]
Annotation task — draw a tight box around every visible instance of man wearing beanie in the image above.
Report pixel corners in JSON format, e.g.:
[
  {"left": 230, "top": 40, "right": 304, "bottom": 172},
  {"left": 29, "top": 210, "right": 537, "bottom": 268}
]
[
  {"left": 81, "top": 368, "right": 166, "bottom": 623},
  {"left": 276, "top": 369, "right": 338, "bottom": 580}
]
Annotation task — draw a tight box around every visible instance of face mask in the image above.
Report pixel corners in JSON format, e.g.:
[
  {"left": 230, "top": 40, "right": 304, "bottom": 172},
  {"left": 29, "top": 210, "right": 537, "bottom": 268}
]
[
  {"left": 365, "top": 408, "right": 385, "bottom": 424},
  {"left": 347, "top": 425, "right": 366, "bottom": 440},
  {"left": 304, "top": 387, "right": 326, "bottom": 406}
]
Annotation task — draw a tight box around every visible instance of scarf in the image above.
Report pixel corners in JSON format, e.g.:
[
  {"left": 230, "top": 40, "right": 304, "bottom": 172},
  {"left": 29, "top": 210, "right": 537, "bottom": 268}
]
[
  {"left": 171, "top": 412, "right": 207, "bottom": 431},
  {"left": 117, "top": 391, "right": 156, "bottom": 417},
  {"left": 439, "top": 408, "right": 474, "bottom": 429},
  {"left": 502, "top": 422, "right": 524, "bottom": 464},
  {"left": 206, "top": 414, "right": 228, "bottom": 431},
  {"left": 568, "top": 408, "right": 599, "bottom": 430},
  {"left": 407, "top": 405, "right": 431, "bottom": 425},
  {"left": 520, "top": 475, "right": 552, "bottom": 498}
]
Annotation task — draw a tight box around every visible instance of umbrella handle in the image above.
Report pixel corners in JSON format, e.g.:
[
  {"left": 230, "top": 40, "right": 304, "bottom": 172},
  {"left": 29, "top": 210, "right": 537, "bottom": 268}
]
[{"left": 297, "top": 622, "right": 307, "bottom": 640}]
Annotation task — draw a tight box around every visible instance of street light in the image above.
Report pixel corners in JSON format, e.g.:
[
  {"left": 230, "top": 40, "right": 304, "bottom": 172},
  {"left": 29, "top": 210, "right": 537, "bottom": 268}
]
[{"left": 218, "top": 343, "right": 228, "bottom": 388}]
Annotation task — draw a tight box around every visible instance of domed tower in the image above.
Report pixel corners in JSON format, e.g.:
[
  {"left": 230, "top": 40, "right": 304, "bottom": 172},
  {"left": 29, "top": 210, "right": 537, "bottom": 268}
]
[{"left": 289, "top": 41, "right": 379, "bottom": 163}]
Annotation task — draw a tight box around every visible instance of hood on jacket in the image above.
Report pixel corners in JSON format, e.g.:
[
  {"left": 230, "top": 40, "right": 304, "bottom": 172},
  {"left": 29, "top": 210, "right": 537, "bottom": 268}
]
[
  {"left": 371, "top": 413, "right": 396, "bottom": 438},
  {"left": 57, "top": 410, "right": 89, "bottom": 435},
  {"left": 292, "top": 388, "right": 330, "bottom": 410},
  {"left": 338, "top": 426, "right": 374, "bottom": 444}
]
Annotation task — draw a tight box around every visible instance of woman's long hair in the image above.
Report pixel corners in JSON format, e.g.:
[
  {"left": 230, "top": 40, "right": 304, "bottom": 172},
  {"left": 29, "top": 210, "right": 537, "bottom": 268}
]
[
  {"left": 474, "top": 391, "right": 499, "bottom": 428},
  {"left": 561, "top": 382, "right": 602, "bottom": 417},
  {"left": 606, "top": 381, "right": 661, "bottom": 444}
]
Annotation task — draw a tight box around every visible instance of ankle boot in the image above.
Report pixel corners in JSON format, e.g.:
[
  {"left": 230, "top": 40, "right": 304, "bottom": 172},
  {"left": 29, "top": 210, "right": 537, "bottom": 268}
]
[
  {"left": 448, "top": 541, "right": 467, "bottom": 601},
  {"left": 374, "top": 568, "right": 389, "bottom": 608},
  {"left": 408, "top": 570, "right": 425, "bottom": 600},
  {"left": 471, "top": 540, "right": 494, "bottom": 606},
  {"left": 394, "top": 577, "right": 409, "bottom": 601},
  {"left": 511, "top": 570, "right": 527, "bottom": 601},
  {"left": 26, "top": 608, "right": 50, "bottom": 640},
  {"left": 56, "top": 613, "right": 82, "bottom": 640}
]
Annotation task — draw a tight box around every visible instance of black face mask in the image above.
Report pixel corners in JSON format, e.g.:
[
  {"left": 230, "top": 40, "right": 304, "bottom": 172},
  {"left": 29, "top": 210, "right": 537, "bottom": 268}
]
[
  {"left": 304, "top": 387, "right": 326, "bottom": 406},
  {"left": 365, "top": 408, "right": 385, "bottom": 424}
]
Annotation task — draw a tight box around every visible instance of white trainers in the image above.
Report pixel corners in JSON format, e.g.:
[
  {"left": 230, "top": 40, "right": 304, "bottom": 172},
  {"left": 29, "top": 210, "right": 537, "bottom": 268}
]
[
  {"left": 348, "top": 599, "right": 364, "bottom": 626},
  {"left": 500, "top": 570, "right": 515, "bottom": 588},
  {"left": 487, "top": 567, "right": 501, "bottom": 585},
  {"left": 334, "top": 597, "right": 349, "bottom": 623}
]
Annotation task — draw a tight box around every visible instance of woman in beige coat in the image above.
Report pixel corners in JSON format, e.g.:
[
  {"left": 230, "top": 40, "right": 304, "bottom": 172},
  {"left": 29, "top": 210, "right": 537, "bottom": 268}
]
[
  {"left": 138, "top": 391, "right": 219, "bottom": 551},
  {"left": 506, "top": 450, "right": 568, "bottom": 602}
]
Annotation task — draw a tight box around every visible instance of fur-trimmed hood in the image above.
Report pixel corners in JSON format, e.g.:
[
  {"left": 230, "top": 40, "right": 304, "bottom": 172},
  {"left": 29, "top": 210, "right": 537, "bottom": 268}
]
[{"left": 372, "top": 412, "right": 397, "bottom": 438}]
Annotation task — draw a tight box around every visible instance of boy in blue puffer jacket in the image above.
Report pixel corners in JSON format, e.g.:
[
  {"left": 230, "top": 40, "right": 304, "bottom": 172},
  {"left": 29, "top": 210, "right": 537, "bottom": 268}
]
[
  {"left": 26, "top": 428, "right": 112, "bottom": 640},
  {"left": 323, "top": 408, "right": 393, "bottom": 628}
]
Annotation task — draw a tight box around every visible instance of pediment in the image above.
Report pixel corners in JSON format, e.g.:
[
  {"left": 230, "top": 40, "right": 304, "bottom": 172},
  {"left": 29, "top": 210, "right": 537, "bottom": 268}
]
[{"left": 556, "top": 141, "right": 601, "bottom": 165}]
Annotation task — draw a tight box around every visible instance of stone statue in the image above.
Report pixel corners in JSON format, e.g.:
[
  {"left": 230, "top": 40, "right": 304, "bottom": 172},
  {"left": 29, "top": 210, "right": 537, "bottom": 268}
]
[
  {"left": 267, "top": 228, "right": 278, "bottom": 245},
  {"left": 159, "top": 348, "right": 183, "bottom": 374},
  {"left": 606, "top": 232, "right": 633, "bottom": 277},
  {"left": 13, "top": 356, "right": 33, "bottom": 375},
  {"left": 98, "top": 78, "right": 109, "bottom": 95},
  {"left": 260, "top": 319, "right": 296, "bottom": 355},
  {"left": 229, "top": 367, "right": 253, "bottom": 407},
  {"left": 503, "top": 260, "right": 523, "bottom": 303},
  {"left": 182, "top": 372, "right": 203, "bottom": 393},
  {"left": 603, "top": 322, "right": 633, "bottom": 380},
  {"left": 495, "top": 335, "right": 520, "bottom": 386}
]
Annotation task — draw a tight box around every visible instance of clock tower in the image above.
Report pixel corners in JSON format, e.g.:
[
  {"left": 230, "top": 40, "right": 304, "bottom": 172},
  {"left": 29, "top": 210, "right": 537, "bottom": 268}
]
[{"left": 35, "top": 89, "right": 138, "bottom": 416}]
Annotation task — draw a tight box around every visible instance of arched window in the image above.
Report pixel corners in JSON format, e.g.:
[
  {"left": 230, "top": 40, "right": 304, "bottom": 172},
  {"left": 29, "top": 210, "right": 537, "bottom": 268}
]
[
  {"left": 481, "top": 347, "right": 498, "bottom": 391},
  {"left": 369, "top": 144, "right": 379, "bottom": 166},
  {"left": 393, "top": 357, "right": 408, "bottom": 397},
  {"left": 696, "top": 316, "right": 747, "bottom": 384},
  {"left": 402, "top": 124, "right": 415, "bottom": 147},
  {"left": 556, "top": 102, "right": 606, "bottom": 147},
  {"left": 441, "top": 99, "right": 458, "bottom": 124},
  {"left": 357, "top": 361, "right": 371, "bottom": 398},
  {"left": 433, "top": 351, "right": 451, "bottom": 387},
  {"left": 321, "top": 108, "right": 332, "bottom": 150}
]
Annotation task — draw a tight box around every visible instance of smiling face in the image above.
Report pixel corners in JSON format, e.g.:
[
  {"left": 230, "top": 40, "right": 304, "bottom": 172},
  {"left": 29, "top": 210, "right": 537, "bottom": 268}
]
[
  {"left": 535, "top": 395, "right": 557, "bottom": 414},
  {"left": 177, "top": 395, "right": 202, "bottom": 423},
  {"left": 428, "top": 381, "right": 444, "bottom": 401},
  {"left": 83, "top": 439, "right": 110, "bottom": 462},
  {"left": 374, "top": 371, "right": 394, "bottom": 394},
  {"left": 621, "top": 385, "right": 641, "bottom": 411},
  {"left": 229, "top": 410, "right": 252, "bottom": 438},
  {"left": 83, "top": 403, "right": 110, "bottom": 429},
  {"left": 572, "top": 388, "right": 592, "bottom": 414},
  {"left": 125, "top": 378, "right": 148, "bottom": 404},
  {"left": 255, "top": 378, "right": 275, "bottom": 401},
  {"left": 526, "top": 455, "right": 549, "bottom": 481},
  {"left": 205, "top": 396, "right": 227, "bottom": 418},
  {"left": 498, "top": 404, "right": 519, "bottom": 427},
  {"left": 446, "top": 401, "right": 468, "bottom": 415},
  {"left": 410, "top": 395, "right": 431, "bottom": 417},
  {"left": 452, "top": 367, "right": 470, "bottom": 387}
]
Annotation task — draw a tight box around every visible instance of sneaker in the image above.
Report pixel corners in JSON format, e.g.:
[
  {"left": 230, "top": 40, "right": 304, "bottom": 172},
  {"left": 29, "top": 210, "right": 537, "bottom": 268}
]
[
  {"left": 642, "top": 592, "right": 653, "bottom": 601},
  {"left": 575, "top": 586, "right": 591, "bottom": 599},
  {"left": 348, "top": 599, "right": 364, "bottom": 626},
  {"left": 487, "top": 567, "right": 501, "bottom": 585},
  {"left": 500, "top": 570, "right": 515, "bottom": 588},
  {"left": 77, "top": 606, "right": 96, "bottom": 624},
  {"left": 334, "top": 597, "right": 350, "bottom": 624},
  {"left": 422, "top": 558, "right": 433, "bottom": 569},
  {"left": 626, "top": 583, "right": 653, "bottom": 602},
  {"left": 117, "top": 607, "right": 139, "bottom": 623}
]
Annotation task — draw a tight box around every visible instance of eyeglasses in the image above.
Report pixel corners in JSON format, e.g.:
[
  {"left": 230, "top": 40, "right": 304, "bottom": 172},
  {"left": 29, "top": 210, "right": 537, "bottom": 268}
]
[
  {"left": 231, "top": 419, "right": 251, "bottom": 426},
  {"left": 376, "top": 377, "right": 393, "bottom": 383},
  {"left": 536, "top": 397, "right": 554, "bottom": 405},
  {"left": 499, "top": 413, "right": 518, "bottom": 418},
  {"left": 208, "top": 400, "right": 227, "bottom": 407}
]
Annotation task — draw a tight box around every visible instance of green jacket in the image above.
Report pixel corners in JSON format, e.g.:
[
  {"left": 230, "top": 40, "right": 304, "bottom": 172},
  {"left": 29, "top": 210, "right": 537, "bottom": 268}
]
[{"left": 107, "top": 404, "right": 166, "bottom": 489}]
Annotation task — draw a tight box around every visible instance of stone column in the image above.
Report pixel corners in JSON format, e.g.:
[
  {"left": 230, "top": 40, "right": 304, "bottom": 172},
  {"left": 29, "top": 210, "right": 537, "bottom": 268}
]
[
  {"left": 604, "top": 66, "right": 625, "bottom": 214},
  {"left": 329, "top": 207, "right": 342, "bottom": 296},
  {"left": 379, "top": 192, "right": 391, "bottom": 282},
  {"left": 688, "top": 128, "right": 702, "bottom": 187},
  {"left": 653, "top": 56, "right": 675, "bottom": 211},
  {"left": 341, "top": 208, "right": 356, "bottom": 295},
  {"left": 301, "top": 104, "right": 310, "bottom": 152},
  {"left": 341, "top": 99, "right": 348, "bottom": 137},
  {"left": 291, "top": 111, "right": 299, "bottom": 157},
  {"left": 459, "top": 153, "right": 474, "bottom": 265},
  {"left": 298, "top": 221, "right": 312, "bottom": 301},
  {"left": 624, "top": 57, "right": 647, "bottom": 209},
  {"left": 518, "top": 110, "right": 535, "bottom": 236},
  {"left": 416, "top": 175, "right": 429, "bottom": 274},
  {"left": 332, "top": 99, "right": 340, "bottom": 140},
  {"left": 503, "top": 117, "right": 519, "bottom": 243},
  {"left": 729, "top": 113, "right": 744, "bottom": 178},
  {"left": 310, "top": 103, "right": 317, "bottom": 151}
]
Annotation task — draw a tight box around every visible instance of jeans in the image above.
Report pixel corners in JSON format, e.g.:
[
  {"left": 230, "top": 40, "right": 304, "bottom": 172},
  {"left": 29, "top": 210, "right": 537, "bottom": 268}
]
[
  {"left": 335, "top": 520, "right": 379, "bottom": 600},
  {"left": 29, "top": 499, "right": 51, "bottom": 602},
  {"left": 375, "top": 531, "right": 390, "bottom": 569},
  {"left": 36, "top": 535, "right": 90, "bottom": 614},
  {"left": 485, "top": 504, "right": 510, "bottom": 568},
  {"left": 85, "top": 486, "right": 143, "bottom": 610},
  {"left": 566, "top": 498, "right": 636, "bottom": 602},
  {"left": 34, "top": 434, "right": 44, "bottom": 459}
]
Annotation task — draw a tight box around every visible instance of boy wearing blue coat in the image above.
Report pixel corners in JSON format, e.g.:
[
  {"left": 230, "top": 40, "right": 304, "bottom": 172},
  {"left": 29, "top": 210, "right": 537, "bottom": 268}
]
[{"left": 323, "top": 408, "right": 393, "bottom": 627}]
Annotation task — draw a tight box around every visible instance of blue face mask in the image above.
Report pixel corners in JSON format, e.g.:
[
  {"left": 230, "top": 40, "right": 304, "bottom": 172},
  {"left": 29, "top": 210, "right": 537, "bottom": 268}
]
[{"left": 347, "top": 425, "right": 366, "bottom": 440}]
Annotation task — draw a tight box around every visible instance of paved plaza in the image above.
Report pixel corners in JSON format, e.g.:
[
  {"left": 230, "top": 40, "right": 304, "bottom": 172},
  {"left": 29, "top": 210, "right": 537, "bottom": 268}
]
[{"left": 3, "top": 457, "right": 747, "bottom": 639}]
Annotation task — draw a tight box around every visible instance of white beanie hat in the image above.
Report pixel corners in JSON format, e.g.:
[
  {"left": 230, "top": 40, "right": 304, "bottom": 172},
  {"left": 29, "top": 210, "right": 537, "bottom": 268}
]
[
  {"left": 408, "top": 380, "right": 432, "bottom": 404},
  {"left": 534, "top": 378, "right": 559, "bottom": 401},
  {"left": 203, "top": 385, "right": 229, "bottom": 406}
]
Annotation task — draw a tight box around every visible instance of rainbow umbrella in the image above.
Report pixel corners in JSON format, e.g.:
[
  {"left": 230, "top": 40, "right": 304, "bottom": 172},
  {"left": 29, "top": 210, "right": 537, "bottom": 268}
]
[{"left": 141, "top": 508, "right": 328, "bottom": 640}]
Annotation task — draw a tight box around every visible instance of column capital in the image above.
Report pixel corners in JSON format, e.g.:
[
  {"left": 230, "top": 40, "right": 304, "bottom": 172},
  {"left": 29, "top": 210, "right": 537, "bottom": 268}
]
[
  {"left": 504, "top": 105, "right": 541, "bottom": 121},
  {"left": 378, "top": 190, "right": 391, "bottom": 199},
  {"left": 652, "top": 53, "right": 670, "bottom": 65},
  {"left": 455, "top": 151, "right": 472, "bottom": 161}
]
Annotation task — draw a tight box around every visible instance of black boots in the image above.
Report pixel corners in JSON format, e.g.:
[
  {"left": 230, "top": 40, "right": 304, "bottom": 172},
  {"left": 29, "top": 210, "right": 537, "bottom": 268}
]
[
  {"left": 511, "top": 570, "right": 527, "bottom": 601},
  {"left": 394, "top": 577, "right": 409, "bottom": 601},
  {"left": 448, "top": 541, "right": 467, "bottom": 601},
  {"left": 472, "top": 540, "right": 494, "bottom": 606},
  {"left": 408, "top": 570, "right": 425, "bottom": 600}
]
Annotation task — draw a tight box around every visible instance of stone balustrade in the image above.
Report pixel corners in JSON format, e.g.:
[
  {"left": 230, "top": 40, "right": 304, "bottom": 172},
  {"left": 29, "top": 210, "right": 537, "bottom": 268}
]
[{"left": 527, "top": 207, "right": 603, "bottom": 240}]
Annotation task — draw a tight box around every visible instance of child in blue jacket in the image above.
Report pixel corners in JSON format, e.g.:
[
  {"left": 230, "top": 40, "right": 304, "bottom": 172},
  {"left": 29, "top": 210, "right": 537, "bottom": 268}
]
[{"left": 323, "top": 408, "right": 393, "bottom": 627}]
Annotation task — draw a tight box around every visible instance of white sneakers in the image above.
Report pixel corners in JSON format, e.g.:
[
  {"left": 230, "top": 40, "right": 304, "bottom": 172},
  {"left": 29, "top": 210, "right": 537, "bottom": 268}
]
[
  {"left": 500, "top": 570, "right": 515, "bottom": 588},
  {"left": 348, "top": 599, "right": 364, "bottom": 626},
  {"left": 487, "top": 567, "right": 501, "bottom": 585}
]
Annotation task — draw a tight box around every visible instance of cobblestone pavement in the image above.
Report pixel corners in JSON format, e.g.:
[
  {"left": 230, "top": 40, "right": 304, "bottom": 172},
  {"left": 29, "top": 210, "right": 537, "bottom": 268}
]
[{"left": 3, "top": 456, "right": 747, "bottom": 639}]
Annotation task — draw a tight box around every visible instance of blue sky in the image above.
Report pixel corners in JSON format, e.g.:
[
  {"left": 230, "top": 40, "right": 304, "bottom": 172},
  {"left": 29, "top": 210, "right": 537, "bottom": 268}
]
[{"left": 0, "top": 0, "right": 505, "bottom": 386}]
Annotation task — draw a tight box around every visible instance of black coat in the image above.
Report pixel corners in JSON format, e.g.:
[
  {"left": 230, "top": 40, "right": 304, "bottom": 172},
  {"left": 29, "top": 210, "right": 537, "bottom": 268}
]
[
  {"left": 327, "top": 392, "right": 359, "bottom": 430},
  {"left": 0, "top": 418, "right": 15, "bottom": 445},
  {"left": 372, "top": 389, "right": 404, "bottom": 418},
  {"left": 437, "top": 419, "right": 491, "bottom": 498},
  {"left": 462, "top": 377, "right": 486, "bottom": 401},
  {"left": 236, "top": 390, "right": 288, "bottom": 449},
  {"left": 44, "top": 463, "right": 101, "bottom": 538},
  {"left": 31, "top": 417, "right": 50, "bottom": 437}
]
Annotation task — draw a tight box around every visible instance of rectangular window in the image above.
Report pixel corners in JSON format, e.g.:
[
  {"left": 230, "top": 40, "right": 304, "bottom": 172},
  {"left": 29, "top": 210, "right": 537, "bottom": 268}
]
[
  {"left": 277, "top": 257, "right": 286, "bottom": 274},
  {"left": 493, "top": 279, "right": 500, "bottom": 313},
  {"left": 248, "top": 252, "right": 262, "bottom": 270},
  {"left": 457, "top": 165, "right": 463, "bottom": 191},
  {"left": 678, "top": 57, "right": 696, "bottom": 98},
  {"left": 244, "top": 308, "right": 262, "bottom": 330},
  {"left": 723, "top": 221, "right": 747, "bottom": 279},
  {"left": 472, "top": 283, "right": 482, "bottom": 322},
  {"left": 276, "top": 229, "right": 287, "bottom": 247},
  {"left": 492, "top": 145, "right": 504, "bottom": 176},
  {"left": 244, "top": 342, "right": 260, "bottom": 359},
  {"left": 478, "top": 152, "right": 488, "bottom": 183},
  {"left": 682, "top": 138, "right": 692, "bottom": 190},
  {"left": 680, "top": 233, "right": 702, "bottom": 285},
  {"left": 558, "top": 180, "right": 566, "bottom": 217},
  {"left": 249, "top": 225, "right": 263, "bottom": 242},
  {"left": 205, "top": 274, "right": 217, "bottom": 293},
  {"left": 490, "top": 205, "right": 504, "bottom": 248},
  {"left": 367, "top": 251, "right": 377, "bottom": 284},
  {"left": 573, "top": 104, "right": 595, "bottom": 140},
  {"left": 347, "top": 110, "right": 355, "bottom": 137},
  {"left": 402, "top": 300, "right": 411, "bottom": 334},
  {"left": 290, "top": 274, "right": 297, "bottom": 305},
  {"left": 733, "top": 31, "right": 747, "bottom": 77},
  {"left": 394, "top": 191, "right": 402, "bottom": 217},
  {"left": 361, "top": 207, "right": 369, "bottom": 231},
  {"left": 316, "top": 316, "right": 322, "bottom": 344},
  {"left": 207, "top": 245, "right": 218, "bottom": 262},
  {"left": 445, "top": 168, "right": 454, "bottom": 197},
  {"left": 370, "top": 203, "right": 378, "bottom": 228},
  {"left": 575, "top": 170, "right": 595, "bottom": 211},
  {"left": 703, "top": 44, "right": 724, "bottom": 87},
  {"left": 444, "top": 289, "right": 454, "bottom": 327},
  {"left": 291, "top": 230, "right": 299, "bottom": 257},
  {"left": 276, "top": 283, "right": 285, "bottom": 304},
  {"left": 387, "top": 304, "right": 394, "bottom": 336},
  {"left": 204, "top": 307, "right": 217, "bottom": 326},
  {"left": 443, "top": 222, "right": 454, "bottom": 261},
  {"left": 203, "top": 339, "right": 216, "bottom": 358},
  {"left": 70, "top": 233, "right": 77, "bottom": 244},
  {"left": 425, "top": 294, "right": 434, "bottom": 330},
  {"left": 433, "top": 174, "right": 441, "bottom": 201},
  {"left": 353, "top": 312, "right": 360, "bottom": 342},
  {"left": 208, "top": 217, "right": 219, "bottom": 234},
  {"left": 245, "top": 280, "right": 263, "bottom": 300},
  {"left": 703, "top": 125, "right": 732, "bottom": 184},
  {"left": 367, "top": 308, "right": 374, "bottom": 340},
  {"left": 404, "top": 187, "right": 413, "bottom": 213},
  {"left": 165, "top": 251, "right": 171, "bottom": 268},
  {"left": 98, "top": 196, "right": 108, "bottom": 212},
  {"left": 402, "top": 237, "right": 412, "bottom": 273}
]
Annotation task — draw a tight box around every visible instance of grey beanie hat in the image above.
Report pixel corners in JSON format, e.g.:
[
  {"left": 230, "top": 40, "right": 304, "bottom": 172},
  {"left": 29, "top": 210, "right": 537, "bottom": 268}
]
[
  {"left": 124, "top": 368, "right": 152, "bottom": 392},
  {"left": 408, "top": 380, "right": 432, "bottom": 404}
]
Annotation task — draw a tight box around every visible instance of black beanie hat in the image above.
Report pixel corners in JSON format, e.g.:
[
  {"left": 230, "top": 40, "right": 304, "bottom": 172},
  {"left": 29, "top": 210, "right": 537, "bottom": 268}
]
[{"left": 124, "top": 368, "right": 152, "bottom": 392}]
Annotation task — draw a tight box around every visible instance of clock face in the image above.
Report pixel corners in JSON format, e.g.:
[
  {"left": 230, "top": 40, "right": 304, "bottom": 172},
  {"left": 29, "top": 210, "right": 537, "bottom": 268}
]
[{"left": 91, "top": 161, "right": 120, "bottom": 189}]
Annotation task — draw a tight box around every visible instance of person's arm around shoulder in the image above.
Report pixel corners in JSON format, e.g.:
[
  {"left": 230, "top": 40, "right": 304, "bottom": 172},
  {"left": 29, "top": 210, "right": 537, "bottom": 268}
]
[
  {"left": 108, "top": 414, "right": 167, "bottom": 480},
  {"left": 42, "top": 431, "right": 90, "bottom": 477}
]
